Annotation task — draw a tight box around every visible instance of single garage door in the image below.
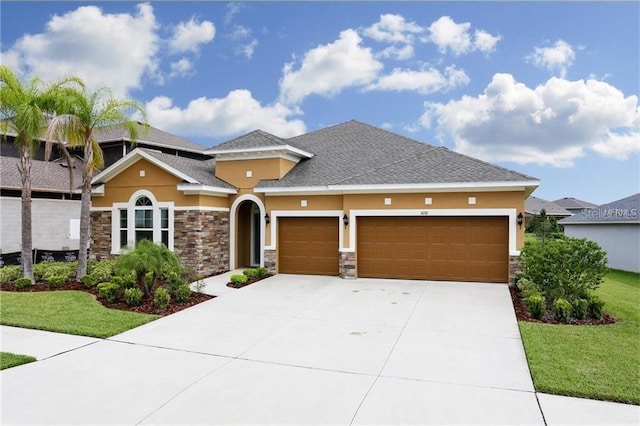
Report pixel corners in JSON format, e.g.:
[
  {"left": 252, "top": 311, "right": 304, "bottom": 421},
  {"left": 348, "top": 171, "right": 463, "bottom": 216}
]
[
  {"left": 358, "top": 216, "right": 508, "bottom": 283},
  {"left": 278, "top": 217, "right": 339, "bottom": 275}
]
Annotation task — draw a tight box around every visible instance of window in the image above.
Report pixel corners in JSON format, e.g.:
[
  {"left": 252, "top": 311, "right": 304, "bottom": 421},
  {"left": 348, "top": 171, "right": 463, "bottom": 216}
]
[
  {"left": 119, "top": 209, "right": 128, "bottom": 248},
  {"left": 161, "top": 208, "right": 169, "bottom": 247},
  {"left": 135, "top": 196, "right": 154, "bottom": 243}
]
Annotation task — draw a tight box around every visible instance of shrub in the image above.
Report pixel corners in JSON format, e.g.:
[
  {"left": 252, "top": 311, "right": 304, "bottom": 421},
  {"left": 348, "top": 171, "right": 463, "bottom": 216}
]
[
  {"left": 174, "top": 283, "right": 192, "bottom": 303},
  {"left": 124, "top": 287, "right": 144, "bottom": 307},
  {"left": 587, "top": 295, "right": 605, "bottom": 320},
  {"left": 230, "top": 274, "right": 248, "bottom": 285},
  {"left": 14, "top": 277, "right": 32, "bottom": 290},
  {"left": 525, "top": 293, "right": 546, "bottom": 320},
  {"left": 166, "top": 271, "right": 186, "bottom": 294},
  {"left": 80, "top": 275, "right": 96, "bottom": 288},
  {"left": 97, "top": 282, "right": 120, "bottom": 304},
  {"left": 255, "top": 267, "right": 268, "bottom": 278},
  {"left": 111, "top": 276, "right": 124, "bottom": 288},
  {"left": 46, "top": 275, "right": 66, "bottom": 289},
  {"left": 572, "top": 298, "right": 588, "bottom": 320},
  {"left": 36, "top": 261, "right": 77, "bottom": 282},
  {"left": 243, "top": 269, "right": 259, "bottom": 279},
  {"left": 153, "top": 288, "right": 171, "bottom": 311},
  {"left": 552, "top": 298, "right": 572, "bottom": 323},
  {"left": 0, "top": 265, "right": 22, "bottom": 284},
  {"left": 116, "top": 240, "right": 181, "bottom": 298},
  {"left": 120, "top": 273, "right": 137, "bottom": 290},
  {"left": 516, "top": 277, "right": 539, "bottom": 298},
  {"left": 89, "top": 259, "right": 116, "bottom": 283}
]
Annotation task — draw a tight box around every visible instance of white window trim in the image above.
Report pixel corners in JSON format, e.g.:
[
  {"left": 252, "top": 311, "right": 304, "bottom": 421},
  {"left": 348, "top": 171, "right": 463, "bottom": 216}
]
[
  {"left": 343, "top": 208, "right": 519, "bottom": 256},
  {"left": 111, "top": 190, "right": 174, "bottom": 254},
  {"left": 265, "top": 210, "right": 344, "bottom": 251}
]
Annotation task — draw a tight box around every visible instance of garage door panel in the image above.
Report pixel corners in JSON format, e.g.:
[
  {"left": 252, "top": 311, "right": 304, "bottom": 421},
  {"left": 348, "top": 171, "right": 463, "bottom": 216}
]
[
  {"left": 278, "top": 217, "right": 339, "bottom": 276},
  {"left": 357, "top": 216, "right": 508, "bottom": 283}
]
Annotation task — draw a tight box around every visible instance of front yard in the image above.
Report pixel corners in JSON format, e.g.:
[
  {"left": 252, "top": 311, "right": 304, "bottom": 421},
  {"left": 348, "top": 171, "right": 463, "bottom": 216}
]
[{"left": 519, "top": 269, "right": 640, "bottom": 404}]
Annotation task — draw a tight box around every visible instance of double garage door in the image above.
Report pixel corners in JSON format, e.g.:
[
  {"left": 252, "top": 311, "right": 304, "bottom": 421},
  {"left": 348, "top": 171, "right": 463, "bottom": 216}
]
[{"left": 278, "top": 216, "right": 508, "bottom": 283}]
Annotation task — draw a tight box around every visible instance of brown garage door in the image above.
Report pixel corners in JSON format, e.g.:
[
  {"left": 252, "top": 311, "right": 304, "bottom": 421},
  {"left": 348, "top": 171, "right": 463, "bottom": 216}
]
[
  {"left": 358, "top": 216, "right": 508, "bottom": 283},
  {"left": 278, "top": 217, "right": 339, "bottom": 275}
]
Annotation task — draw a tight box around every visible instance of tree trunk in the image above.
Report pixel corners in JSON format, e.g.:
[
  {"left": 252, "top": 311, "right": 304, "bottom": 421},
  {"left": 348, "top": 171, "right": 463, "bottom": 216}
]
[
  {"left": 76, "top": 142, "right": 93, "bottom": 278},
  {"left": 19, "top": 144, "right": 34, "bottom": 281}
]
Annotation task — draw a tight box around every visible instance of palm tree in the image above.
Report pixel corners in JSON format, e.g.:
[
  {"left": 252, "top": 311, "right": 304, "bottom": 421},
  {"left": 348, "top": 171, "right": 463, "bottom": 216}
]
[
  {"left": 45, "top": 86, "right": 146, "bottom": 278},
  {"left": 0, "top": 66, "right": 83, "bottom": 281}
]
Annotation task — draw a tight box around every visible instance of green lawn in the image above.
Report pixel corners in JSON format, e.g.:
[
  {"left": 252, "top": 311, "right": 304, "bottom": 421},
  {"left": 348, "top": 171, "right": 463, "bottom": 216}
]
[
  {"left": 0, "top": 291, "right": 158, "bottom": 338},
  {"left": 0, "top": 352, "right": 37, "bottom": 370},
  {"left": 519, "top": 269, "right": 640, "bottom": 404}
]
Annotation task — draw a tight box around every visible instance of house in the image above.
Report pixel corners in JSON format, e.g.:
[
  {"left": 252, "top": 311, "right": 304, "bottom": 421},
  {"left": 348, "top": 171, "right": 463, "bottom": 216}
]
[
  {"left": 524, "top": 196, "right": 571, "bottom": 227},
  {"left": 0, "top": 156, "right": 82, "bottom": 264},
  {"left": 90, "top": 120, "right": 539, "bottom": 283},
  {"left": 560, "top": 193, "right": 640, "bottom": 273},
  {"left": 552, "top": 196, "right": 598, "bottom": 215}
]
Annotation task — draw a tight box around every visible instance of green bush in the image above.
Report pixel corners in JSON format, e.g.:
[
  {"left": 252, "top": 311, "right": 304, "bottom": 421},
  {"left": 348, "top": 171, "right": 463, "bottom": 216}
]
[
  {"left": 243, "top": 269, "right": 259, "bottom": 279},
  {"left": 230, "top": 274, "right": 248, "bottom": 285},
  {"left": 520, "top": 237, "right": 608, "bottom": 304},
  {"left": 552, "top": 298, "right": 572, "bottom": 323},
  {"left": 166, "top": 271, "right": 186, "bottom": 294},
  {"left": 111, "top": 276, "right": 124, "bottom": 288},
  {"left": 525, "top": 293, "right": 546, "bottom": 320},
  {"left": 120, "top": 272, "right": 137, "bottom": 289},
  {"left": 572, "top": 298, "right": 588, "bottom": 320},
  {"left": 587, "top": 295, "right": 605, "bottom": 320},
  {"left": 516, "top": 277, "right": 539, "bottom": 298},
  {"left": 36, "top": 261, "right": 77, "bottom": 282},
  {"left": 0, "top": 266, "right": 22, "bottom": 284},
  {"left": 14, "top": 277, "right": 32, "bottom": 290},
  {"left": 124, "top": 287, "right": 144, "bottom": 307},
  {"left": 255, "top": 267, "right": 268, "bottom": 278},
  {"left": 174, "top": 283, "right": 192, "bottom": 303},
  {"left": 97, "top": 283, "right": 120, "bottom": 304},
  {"left": 80, "top": 275, "right": 96, "bottom": 288},
  {"left": 153, "top": 288, "right": 171, "bottom": 311},
  {"left": 89, "top": 259, "right": 116, "bottom": 283},
  {"left": 46, "top": 275, "right": 66, "bottom": 289},
  {"left": 116, "top": 240, "right": 181, "bottom": 298}
]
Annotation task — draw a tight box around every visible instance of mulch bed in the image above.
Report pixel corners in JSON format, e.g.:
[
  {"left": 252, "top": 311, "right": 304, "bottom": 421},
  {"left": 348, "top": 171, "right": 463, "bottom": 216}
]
[
  {"left": 226, "top": 274, "right": 272, "bottom": 289},
  {"left": 509, "top": 285, "right": 615, "bottom": 325},
  {"left": 0, "top": 279, "right": 214, "bottom": 316}
]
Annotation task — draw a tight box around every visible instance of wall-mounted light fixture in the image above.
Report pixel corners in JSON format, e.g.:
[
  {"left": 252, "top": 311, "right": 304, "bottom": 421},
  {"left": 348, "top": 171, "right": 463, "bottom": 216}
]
[
  {"left": 264, "top": 213, "right": 270, "bottom": 225},
  {"left": 517, "top": 212, "right": 524, "bottom": 228},
  {"left": 342, "top": 214, "right": 349, "bottom": 227}
]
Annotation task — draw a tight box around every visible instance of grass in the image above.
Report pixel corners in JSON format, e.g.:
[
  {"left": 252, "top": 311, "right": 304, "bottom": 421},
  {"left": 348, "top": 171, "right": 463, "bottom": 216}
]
[
  {"left": 0, "top": 352, "right": 37, "bottom": 370},
  {"left": 519, "top": 269, "right": 640, "bottom": 404},
  {"left": 0, "top": 290, "right": 159, "bottom": 338}
]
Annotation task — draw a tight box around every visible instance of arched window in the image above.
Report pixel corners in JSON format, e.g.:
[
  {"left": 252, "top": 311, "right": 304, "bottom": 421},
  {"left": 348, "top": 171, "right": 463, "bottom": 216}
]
[
  {"left": 135, "top": 196, "right": 154, "bottom": 243},
  {"left": 113, "top": 192, "right": 173, "bottom": 252}
]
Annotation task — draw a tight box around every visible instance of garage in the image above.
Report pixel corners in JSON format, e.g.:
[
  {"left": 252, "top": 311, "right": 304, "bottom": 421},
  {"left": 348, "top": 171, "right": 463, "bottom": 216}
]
[
  {"left": 278, "top": 217, "right": 339, "bottom": 275},
  {"left": 357, "top": 216, "right": 509, "bottom": 283}
]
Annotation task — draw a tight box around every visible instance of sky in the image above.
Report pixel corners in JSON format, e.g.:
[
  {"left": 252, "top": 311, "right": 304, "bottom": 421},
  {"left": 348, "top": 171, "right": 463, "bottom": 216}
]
[{"left": 1, "top": 1, "right": 638, "bottom": 205}]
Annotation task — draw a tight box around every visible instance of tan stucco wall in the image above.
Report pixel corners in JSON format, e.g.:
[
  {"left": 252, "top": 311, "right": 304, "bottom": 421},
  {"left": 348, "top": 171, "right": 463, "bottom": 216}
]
[
  {"left": 92, "top": 158, "right": 229, "bottom": 209},
  {"left": 215, "top": 158, "right": 297, "bottom": 189}
]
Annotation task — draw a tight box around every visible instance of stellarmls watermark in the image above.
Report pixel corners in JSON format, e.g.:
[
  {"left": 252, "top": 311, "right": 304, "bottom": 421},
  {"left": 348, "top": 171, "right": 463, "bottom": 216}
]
[{"left": 581, "top": 208, "right": 638, "bottom": 219}]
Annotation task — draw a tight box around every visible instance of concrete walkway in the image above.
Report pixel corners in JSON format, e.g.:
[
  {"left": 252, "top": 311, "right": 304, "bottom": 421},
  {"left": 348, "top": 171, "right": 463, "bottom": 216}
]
[{"left": 1, "top": 275, "right": 638, "bottom": 425}]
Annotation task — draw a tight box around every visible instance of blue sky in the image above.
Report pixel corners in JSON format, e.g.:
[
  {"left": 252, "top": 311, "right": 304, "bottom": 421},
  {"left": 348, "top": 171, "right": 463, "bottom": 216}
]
[{"left": 1, "top": 1, "right": 638, "bottom": 205}]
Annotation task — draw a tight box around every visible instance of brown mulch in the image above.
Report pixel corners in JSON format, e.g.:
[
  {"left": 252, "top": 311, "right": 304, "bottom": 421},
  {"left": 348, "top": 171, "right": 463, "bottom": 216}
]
[
  {"left": 226, "top": 274, "right": 273, "bottom": 289},
  {"left": 509, "top": 285, "right": 615, "bottom": 325},
  {"left": 0, "top": 279, "right": 214, "bottom": 316}
]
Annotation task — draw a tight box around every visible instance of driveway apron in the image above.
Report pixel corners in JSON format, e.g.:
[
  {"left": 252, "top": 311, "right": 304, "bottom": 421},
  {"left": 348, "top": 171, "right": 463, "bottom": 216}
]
[{"left": 1, "top": 275, "right": 545, "bottom": 425}]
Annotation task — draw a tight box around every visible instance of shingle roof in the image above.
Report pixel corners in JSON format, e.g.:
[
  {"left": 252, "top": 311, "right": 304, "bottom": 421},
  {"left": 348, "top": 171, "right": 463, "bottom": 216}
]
[
  {"left": 1, "top": 156, "right": 82, "bottom": 193},
  {"left": 560, "top": 193, "right": 640, "bottom": 224},
  {"left": 525, "top": 196, "right": 572, "bottom": 217},
  {"left": 94, "top": 123, "right": 206, "bottom": 154},
  {"left": 552, "top": 197, "right": 598, "bottom": 210},
  {"left": 208, "top": 130, "right": 291, "bottom": 151},
  {"left": 255, "top": 120, "right": 538, "bottom": 188}
]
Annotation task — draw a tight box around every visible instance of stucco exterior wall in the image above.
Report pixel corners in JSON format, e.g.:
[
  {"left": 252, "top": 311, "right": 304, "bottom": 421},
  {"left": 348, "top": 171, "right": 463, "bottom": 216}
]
[
  {"left": 564, "top": 223, "right": 640, "bottom": 273},
  {"left": 1, "top": 197, "right": 80, "bottom": 252}
]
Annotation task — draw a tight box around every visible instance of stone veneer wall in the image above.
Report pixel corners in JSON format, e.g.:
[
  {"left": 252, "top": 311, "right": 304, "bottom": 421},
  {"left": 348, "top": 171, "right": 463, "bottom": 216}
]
[
  {"left": 174, "top": 210, "right": 229, "bottom": 278},
  {"left": 339, "top": 252, "right": 356, "bottom": 279},
  {"left": 90, "top": 211, "right": 113, "bottom": 260},
  {"left": 508, "top": 255, "right": 522, "bottom": 285},
  {"left": 263, "top": 249, "right": 277, "bottom": 275}
]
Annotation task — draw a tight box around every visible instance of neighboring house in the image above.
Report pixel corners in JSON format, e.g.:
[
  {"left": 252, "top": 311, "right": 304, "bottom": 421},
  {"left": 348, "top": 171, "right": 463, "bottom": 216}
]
[
  {"left": 552, "top": 196, "right": 598, "bottom": 215},
  {"left": 0, "top": 156, "right": 82, "bottom": 261},
  {"left": 91, "top": 120, "right": 539, "bottom": 284},
  {"left": 560, "top": 193, "right": 640, "bottom": 273},
  {"left": 524, "top": 196, "right": 572, "bottom": 227}
]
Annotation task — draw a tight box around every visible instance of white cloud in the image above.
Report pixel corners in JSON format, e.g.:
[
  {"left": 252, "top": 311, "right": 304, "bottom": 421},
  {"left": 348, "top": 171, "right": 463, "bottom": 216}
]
[
  {"left": 279, "top": 29, "right": 383, "bottom": 105},
  {"left": 368, "top": 65, "right": 470, "bottom": 94},
  {"left": 426, "top": 16, "right": 500, "bottom": 55},
  {"left": 228, "top": 25, "right": 258, "bottom": 59},
  {"left": 169, "top": 58, "right": 193, "bottom": 78},
  {"left": 168, "top": 17, "right": 215, "bottom": 54},
  {"left": 145, "top": 90, "right": 306, "bottom": 139},
  {"left": 224, "top": 2, "right": 244, "bottom": 25},
  {"left": 421, "top": 73, "right": 640, "bottom": 167},
  {"left": 377, "top": 44, "right": 414, "bottom": 60},
  {"left": 363, "top": 14, "right": 424, "bottom": 44},
  {"left": 527, "top": 40, "right": 576, "bottom": 77},
  {"left": 1, "top": 3, "right": 158, "bottom": 98}
]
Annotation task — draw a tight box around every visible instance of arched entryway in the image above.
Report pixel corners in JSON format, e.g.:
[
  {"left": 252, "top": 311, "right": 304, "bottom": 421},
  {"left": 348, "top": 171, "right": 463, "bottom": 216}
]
[{"left": 230, "top": 195, "right": 265, "bottom": 270}]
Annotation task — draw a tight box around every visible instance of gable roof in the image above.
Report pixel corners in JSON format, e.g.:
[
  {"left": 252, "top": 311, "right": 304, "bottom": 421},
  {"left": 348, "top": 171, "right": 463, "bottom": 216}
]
[
  {"left": 94, "top": 122, "right": 207, "bottom": 154},
  {"left": 552, "top": 197, "right": 598, "bottom": 210},
  {"left": 525, "top": 196, "right": 572, "bottom": 217},
  {"left": 1, "top": 156, "right": 82, "bottom": 193},
  {"left": 560, "top": 193, "right": 640, "bottom": 224},
  {"left": 205, "top": 129, "right": 313, "bottom": 159},
  {"left": 255, "top": 120, "right": 539, "bottom": 193}
]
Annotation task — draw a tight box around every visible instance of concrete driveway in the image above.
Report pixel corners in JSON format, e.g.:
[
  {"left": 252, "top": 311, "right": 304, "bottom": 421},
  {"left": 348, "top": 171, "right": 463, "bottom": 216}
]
[{"left": 0, "top": 275, "right": 551, "bottom": 424}]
